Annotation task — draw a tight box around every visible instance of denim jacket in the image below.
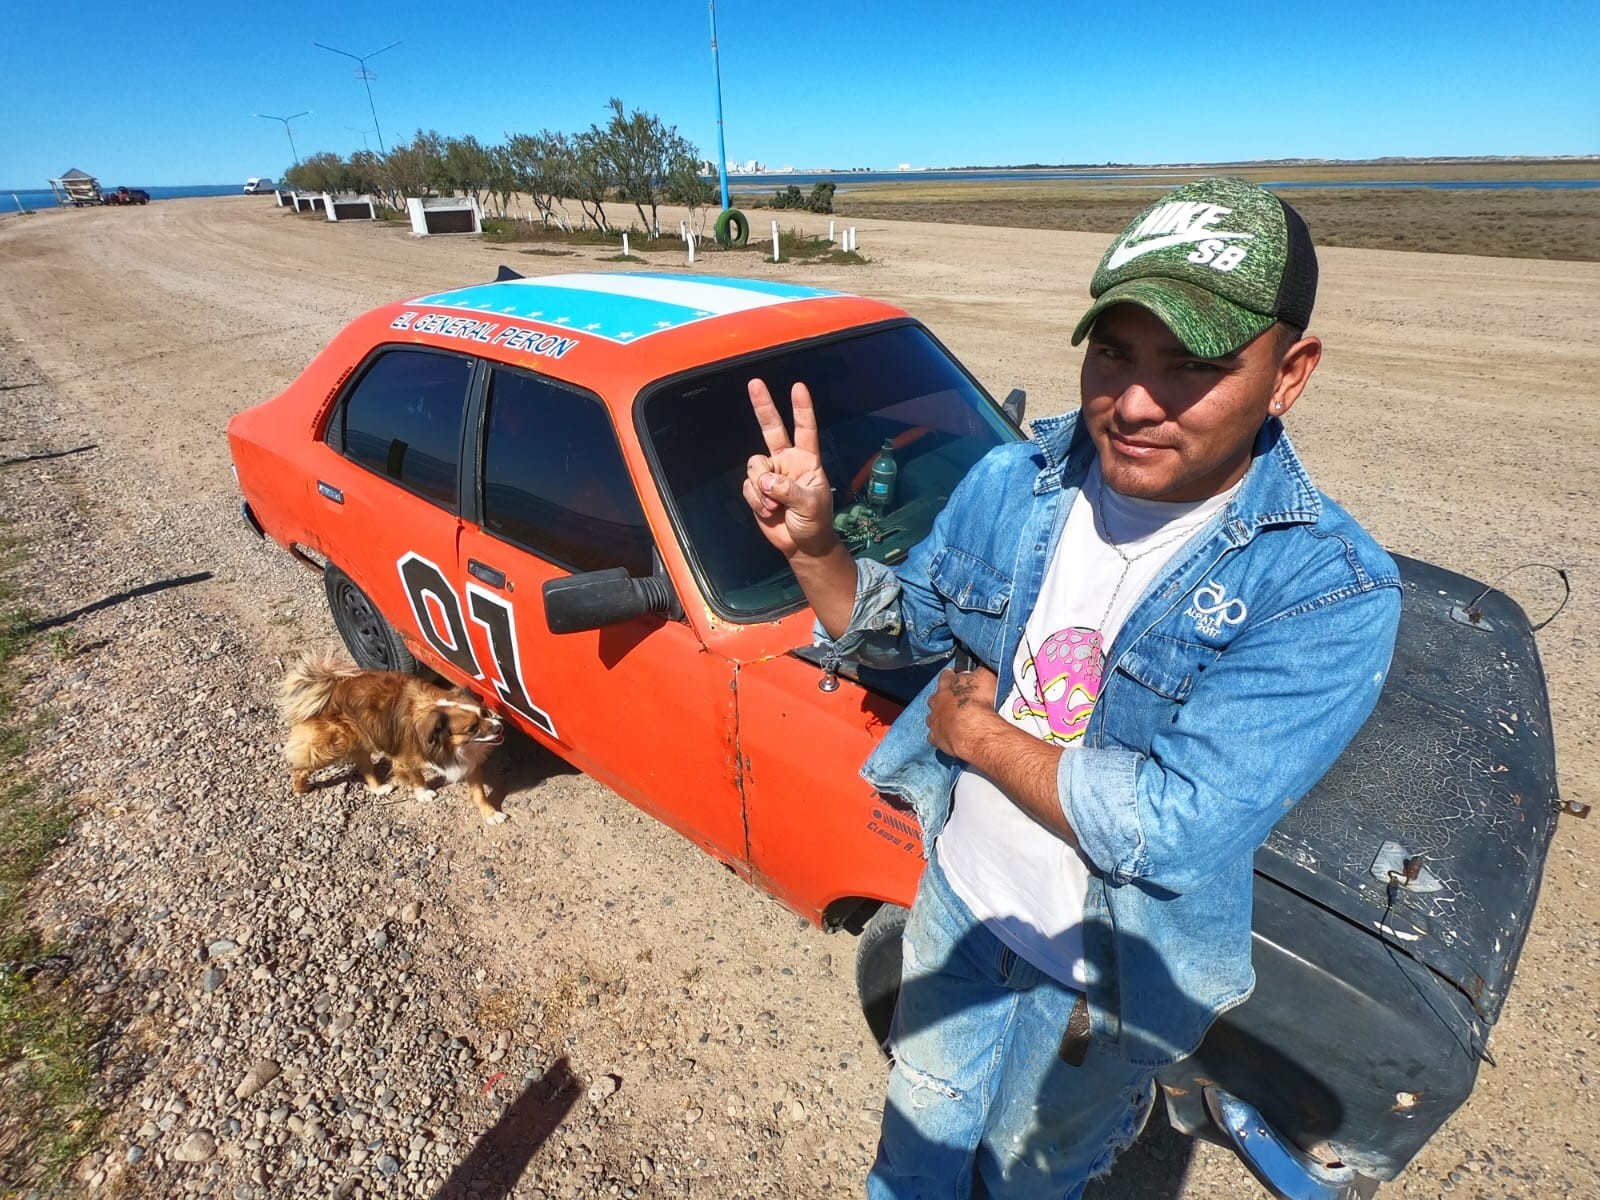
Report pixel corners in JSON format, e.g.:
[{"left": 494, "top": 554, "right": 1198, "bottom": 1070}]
[{"left": 823, "top": 411, "right": 1402, "bottom": 1065}]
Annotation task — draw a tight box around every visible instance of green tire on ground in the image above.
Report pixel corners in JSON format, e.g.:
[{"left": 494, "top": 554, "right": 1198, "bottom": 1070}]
[{"left": 714, "top": 208, "right": 749, "bottom": 248}]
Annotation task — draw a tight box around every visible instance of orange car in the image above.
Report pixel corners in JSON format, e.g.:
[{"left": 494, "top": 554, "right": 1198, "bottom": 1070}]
[
  {"left": 229, "top": 270, "right": 1020, "bottom": 921},
  {"left": 230, "top": 270, "right": 1562, "bottom": 1200}
]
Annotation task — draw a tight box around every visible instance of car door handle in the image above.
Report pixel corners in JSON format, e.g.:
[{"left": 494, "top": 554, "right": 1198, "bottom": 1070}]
[{"left": 468, "top": 559, "right": 507, "bottom": 589}]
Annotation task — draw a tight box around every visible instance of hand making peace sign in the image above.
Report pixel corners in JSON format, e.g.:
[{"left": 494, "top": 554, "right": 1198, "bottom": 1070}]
[{"left": 743, "top": 378, "right": 839, "bottom": 560}]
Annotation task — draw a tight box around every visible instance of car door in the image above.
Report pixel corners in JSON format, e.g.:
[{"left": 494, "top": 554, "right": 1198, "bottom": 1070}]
[
  {"left": 451, "top": 364, "right": 749, "bottom": 868},
  {"left": 313, "top": 345, "right": 475, "bottom": 666}
]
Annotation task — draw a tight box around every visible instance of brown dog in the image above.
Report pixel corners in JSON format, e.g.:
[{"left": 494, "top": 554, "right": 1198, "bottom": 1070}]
[{"left": 280, "top": 654, "right": 508, "bottom": 824}]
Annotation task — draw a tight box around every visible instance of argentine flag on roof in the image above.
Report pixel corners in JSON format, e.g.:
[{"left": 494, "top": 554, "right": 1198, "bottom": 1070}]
[{"left": 409, "top": 273, "right": 844, "bottom": 344}]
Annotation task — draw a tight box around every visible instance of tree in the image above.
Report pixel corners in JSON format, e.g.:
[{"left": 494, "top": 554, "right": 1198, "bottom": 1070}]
[
  {"left": 664, "top": 155, "right": 716, "bottom": 235},
  {"left": 288, "top": 151, "right": 344, "bottom": 195},
  {"left": 379, "top": 132, "right": 436, "bottom": 206},
  {"left": 405, "top": 129, "right": 450, "bottom": 196},
  {"left": 571, "top": 128, "right": 614, "bottom": 233},
  {"left": 347, "top": 150, "right": 385, "bottom": 201},
  {"left": 443, "top": 134, "right": 494, "bottom": 207},
  {"left": 505, "top": 130, "right": 577, "bottom": 230},
  {"left": 486, "top": 143, "right": 517, "bottom": 218},
  {"left": 595, "top": 98, "right": 704, "bottom": 236}
]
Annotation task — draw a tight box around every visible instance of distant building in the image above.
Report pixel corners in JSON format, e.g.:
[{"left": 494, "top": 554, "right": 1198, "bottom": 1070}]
[{"left": 48, "top": 168, "right": 102, "bottom": 207}]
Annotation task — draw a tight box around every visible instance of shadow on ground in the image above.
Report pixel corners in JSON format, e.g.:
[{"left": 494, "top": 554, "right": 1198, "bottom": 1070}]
[
  {"left": 429, "top": 1057, "right": 581, "bottom": 1200},
  {"left": 24, "top": 571, "right": 213, "bottom": 632},
  {"left": 1085, "top": 1103, "right": 1198, "bottom": 1199},
  {"left": 484, "top": 724, "right": 582, "bottom": 809}
]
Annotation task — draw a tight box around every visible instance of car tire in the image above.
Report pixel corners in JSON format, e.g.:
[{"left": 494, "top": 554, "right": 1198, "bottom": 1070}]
[
  {"left": 324, "top": 563, "right": 418, "bottom": 674},
  {"left": 855, "top": 902, "right": 909, "bottom": 1052},
  {"left": 714, "top": 207, "right": 749, "bottom": 248}
]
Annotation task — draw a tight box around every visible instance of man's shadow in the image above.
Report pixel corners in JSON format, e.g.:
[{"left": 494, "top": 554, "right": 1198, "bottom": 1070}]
[{"left": 429, "top": 1057, "right": 581, "bottom": 1200}]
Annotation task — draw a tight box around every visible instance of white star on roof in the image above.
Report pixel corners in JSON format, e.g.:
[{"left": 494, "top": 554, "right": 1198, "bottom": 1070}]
[
  {"left": 554, "top": 316, "right": 571, "bottom": 324},
  {"left": 617, "top": 331, "right": 635, "bottom": 340},
  {"left": 654, "top": 320, "right": 672, "bottom": 328},
  {"left": 585, "top": 323, "right": 602, "bottom": 330}
]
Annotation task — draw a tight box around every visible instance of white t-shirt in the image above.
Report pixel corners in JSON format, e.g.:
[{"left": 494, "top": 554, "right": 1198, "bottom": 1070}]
[{"left": 935, "top": 463, "right": 1238, "bottom": 986}]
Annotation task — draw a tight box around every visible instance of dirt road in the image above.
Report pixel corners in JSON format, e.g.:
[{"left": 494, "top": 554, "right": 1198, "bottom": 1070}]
[{"left": 0, "top": 197, "right": 1595, "bottom": 1198}]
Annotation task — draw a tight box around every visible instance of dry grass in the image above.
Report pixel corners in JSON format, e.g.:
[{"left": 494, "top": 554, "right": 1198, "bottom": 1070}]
[
  {"left": 820, "top": 160, "right": 1600, "bottom": 261},
  {"left": 836, "top": 185, "right": 1600, "bottom": 261},
  {"left": 0, "top": 524, "right": 106, "bottom": 1194}
]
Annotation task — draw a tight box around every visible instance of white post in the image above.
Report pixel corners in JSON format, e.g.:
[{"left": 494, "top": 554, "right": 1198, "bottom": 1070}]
[
  {"left": 829, "top": 219, "right": 835, "bottom": 243},
  {"left": 850, "top": 226, "right": 859, "bottom": 252},
  {"left": 687, "top": 229, "right": 696, "bottom": 265},
  {"left": 623, "top": 232, "right": 630, "bottom": 258},
  {"left": 771, "top": 219, "right": 780, "bottom": 262},
  {"left": 680, "top": 219, "right": 687, "bottom": 240}
]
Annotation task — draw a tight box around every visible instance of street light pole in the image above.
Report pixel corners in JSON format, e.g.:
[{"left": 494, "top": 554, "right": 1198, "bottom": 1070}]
[
  {"left": 255, "top": 111, "right": 312, "bottom": 164},
  {"left": 313, "top": 40, "right": 400, "bottom": 155},
  {"left": 708, "top": 0, "right": 730, "bottom": 211}
]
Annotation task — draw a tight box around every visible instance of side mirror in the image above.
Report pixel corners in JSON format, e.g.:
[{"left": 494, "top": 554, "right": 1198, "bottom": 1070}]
[
  {"left": 1001, "top": 388, "right": 1027, "bottom": 429},
  {"left": 542, "top": 568, "right": 682, "bottom": 634}
]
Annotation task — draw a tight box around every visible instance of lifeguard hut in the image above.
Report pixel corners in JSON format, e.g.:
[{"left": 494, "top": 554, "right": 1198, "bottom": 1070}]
[{"left": 48, "top": 169, "right": 103, "bottom": 207}]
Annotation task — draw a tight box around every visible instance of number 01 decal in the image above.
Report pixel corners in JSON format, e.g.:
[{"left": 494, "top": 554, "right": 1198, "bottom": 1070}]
[{"left": 396, "top": 552, "right": 557, "bottom": 738}]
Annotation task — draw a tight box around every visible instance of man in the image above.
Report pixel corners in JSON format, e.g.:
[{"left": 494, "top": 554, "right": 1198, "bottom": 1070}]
[{"left": 744, "top": 177, "right": 1402, "bottom": 1198}]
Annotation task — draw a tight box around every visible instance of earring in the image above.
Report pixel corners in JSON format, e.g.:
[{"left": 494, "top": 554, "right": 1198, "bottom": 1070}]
[{"left": 1272, "top": 401, "right": 1284, "bottom": 412}]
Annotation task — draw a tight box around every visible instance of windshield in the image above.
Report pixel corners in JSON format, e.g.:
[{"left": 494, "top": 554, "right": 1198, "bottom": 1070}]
[{"left": 641, "top": 321, "right": 1020, "bottom": 620}]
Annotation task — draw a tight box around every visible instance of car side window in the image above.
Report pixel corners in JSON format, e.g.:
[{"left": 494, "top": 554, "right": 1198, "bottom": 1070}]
[
  {"left": 480, "top": 367, "right": 654, "bottom": 576},
  {"left": 335, "top": 348, "right": 472, "bottom": 510}
]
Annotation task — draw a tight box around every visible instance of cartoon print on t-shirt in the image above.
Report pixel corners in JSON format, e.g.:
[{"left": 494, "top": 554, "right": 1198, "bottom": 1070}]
[{"left": 1012, "top": 627, "right": 1105, "bottom": 743}]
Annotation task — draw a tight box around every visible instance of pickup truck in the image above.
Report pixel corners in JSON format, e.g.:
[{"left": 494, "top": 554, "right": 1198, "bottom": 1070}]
[{"left": 227, "top": 270, "right": 1565, "bottom": 1199}]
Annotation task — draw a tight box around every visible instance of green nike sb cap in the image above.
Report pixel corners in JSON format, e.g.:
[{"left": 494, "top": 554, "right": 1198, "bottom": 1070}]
[{"left": 1071, "top": 177, "right": 1318, "bottom": 358}]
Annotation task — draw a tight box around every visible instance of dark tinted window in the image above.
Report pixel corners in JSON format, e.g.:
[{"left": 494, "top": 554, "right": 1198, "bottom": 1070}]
[
  {"left": 338, "top": 349, "right": 472, "bottom": 509},
  {"left": 481, "top": 369, "right": 654, "bottom": 576},
  {"left": 643, "top": 322, "right": 1018, "bottom": 618}
]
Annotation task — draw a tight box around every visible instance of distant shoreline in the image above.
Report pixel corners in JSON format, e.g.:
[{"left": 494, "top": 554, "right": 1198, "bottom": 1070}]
[
  {"left": 728, "top": 157, "right": 1600, "bottom": 186},
  {"left": 9, "top": 156, "right": 1599, "bottom": 198}
]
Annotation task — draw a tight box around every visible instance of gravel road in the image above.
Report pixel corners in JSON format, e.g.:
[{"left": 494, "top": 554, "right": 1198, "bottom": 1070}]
[{"left": 0, "top": 197, "right": 1594, "bottom": 1199}]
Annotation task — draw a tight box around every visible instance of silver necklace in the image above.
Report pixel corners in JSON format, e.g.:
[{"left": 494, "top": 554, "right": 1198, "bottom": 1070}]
[{"left": 1091, "top": 471, "right": 1199, "bottom": 633}]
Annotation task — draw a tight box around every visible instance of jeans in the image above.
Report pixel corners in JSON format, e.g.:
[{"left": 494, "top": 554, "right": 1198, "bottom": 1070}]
[{"left": 868, "top": 860, "right": 1157, "bottom": 1200}]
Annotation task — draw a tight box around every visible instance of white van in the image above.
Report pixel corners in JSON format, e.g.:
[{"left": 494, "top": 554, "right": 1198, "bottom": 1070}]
[{"left": 243, "top": 177, "right": 274, "bottom": 194}]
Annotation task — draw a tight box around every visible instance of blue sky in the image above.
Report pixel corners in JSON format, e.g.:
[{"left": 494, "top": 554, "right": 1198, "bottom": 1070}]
[{"left": 3, "top": 0, "right": 1596, "bottom": 187}]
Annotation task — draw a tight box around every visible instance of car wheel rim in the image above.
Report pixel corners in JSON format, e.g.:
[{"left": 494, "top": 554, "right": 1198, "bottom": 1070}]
[{"left": 336, "top": 581, "right": 393, "bottom": 668}]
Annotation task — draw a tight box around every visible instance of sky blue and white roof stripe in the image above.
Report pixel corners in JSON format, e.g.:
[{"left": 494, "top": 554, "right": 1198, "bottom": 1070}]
[{"left": 407, "top": 274, "right": 845, "bottom": 344}]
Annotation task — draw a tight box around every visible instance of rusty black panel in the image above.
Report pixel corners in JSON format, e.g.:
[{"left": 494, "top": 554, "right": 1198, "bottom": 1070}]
[
  {"left": 1160, "top": 869, "right": 1484, "bottom": 1181},
  {"left": 1259, "top": 554, "right": 1559, "bottom": 1023}
]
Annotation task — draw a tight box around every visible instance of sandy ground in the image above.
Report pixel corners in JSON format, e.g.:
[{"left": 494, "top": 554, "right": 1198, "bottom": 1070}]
[{"left": 0, "top": 196, "right": 1596, "bottom": 1198}]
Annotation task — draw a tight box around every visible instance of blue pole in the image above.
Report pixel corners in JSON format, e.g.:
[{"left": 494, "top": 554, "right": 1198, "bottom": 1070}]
[{"left": 709, "top": 0, "right": 730, "bottom": 211}]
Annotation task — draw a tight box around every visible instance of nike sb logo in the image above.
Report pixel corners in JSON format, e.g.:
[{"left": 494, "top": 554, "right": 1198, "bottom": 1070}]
[{"left": 1106, "top": 201, "right": 1254, "bottom": 271}]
